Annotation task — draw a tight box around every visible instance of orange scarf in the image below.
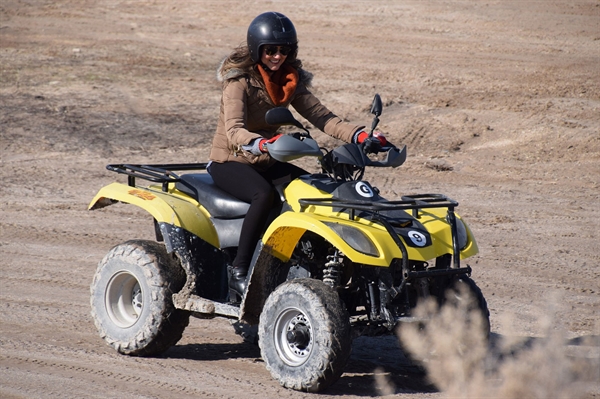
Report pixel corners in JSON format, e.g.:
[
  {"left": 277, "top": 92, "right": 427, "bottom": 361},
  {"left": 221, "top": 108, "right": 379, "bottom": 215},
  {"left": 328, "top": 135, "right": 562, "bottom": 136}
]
[{"left": 257, "top": 63, "right": 299, "bottom": 106}]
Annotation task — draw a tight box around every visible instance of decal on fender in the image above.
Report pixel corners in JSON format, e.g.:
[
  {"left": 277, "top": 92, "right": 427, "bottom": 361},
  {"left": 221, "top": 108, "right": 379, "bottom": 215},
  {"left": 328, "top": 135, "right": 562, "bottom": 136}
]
[
  {"left": 408, "top": 230, "right": 427, "bottom": 247},
  {"left": 355, "top": 182, "right": 374, "bottom": 198},
  {"left": 128, "top": 189, "right": 156, "bottom": 201}
]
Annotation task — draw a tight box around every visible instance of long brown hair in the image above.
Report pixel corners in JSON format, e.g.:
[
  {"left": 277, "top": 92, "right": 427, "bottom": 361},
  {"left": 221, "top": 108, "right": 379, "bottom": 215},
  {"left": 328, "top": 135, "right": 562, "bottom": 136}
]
[{"left": 219, "top": 42, "right": 303, "bottom": 82}]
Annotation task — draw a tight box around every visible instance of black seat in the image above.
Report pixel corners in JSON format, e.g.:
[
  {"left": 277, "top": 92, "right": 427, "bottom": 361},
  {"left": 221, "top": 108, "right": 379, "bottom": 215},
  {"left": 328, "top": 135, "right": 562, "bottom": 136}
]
[{"left": 176, "top": 174, "right": 250, "bottom": 219}]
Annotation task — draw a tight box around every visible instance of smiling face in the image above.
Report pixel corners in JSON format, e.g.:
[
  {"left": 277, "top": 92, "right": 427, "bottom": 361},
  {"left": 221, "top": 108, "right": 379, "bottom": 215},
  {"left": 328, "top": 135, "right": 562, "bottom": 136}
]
[{"left": 260, "top": 45, "right": 291, "bottom": 72}]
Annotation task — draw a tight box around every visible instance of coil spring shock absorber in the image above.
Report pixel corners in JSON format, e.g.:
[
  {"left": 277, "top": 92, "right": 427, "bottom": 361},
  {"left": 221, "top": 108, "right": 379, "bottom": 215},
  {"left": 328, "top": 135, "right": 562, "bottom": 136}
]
[{"left": 323, "top": 251, "right": 343, "bottom": 288}]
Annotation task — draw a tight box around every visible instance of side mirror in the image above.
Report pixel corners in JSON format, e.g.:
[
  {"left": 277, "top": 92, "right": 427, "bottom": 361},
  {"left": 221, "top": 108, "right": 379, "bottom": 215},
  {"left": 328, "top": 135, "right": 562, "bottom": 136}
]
[
  {"left": 265, "top": 107, "right": 308, "bottom": 132},
  {"left": 370, "top": 94, "right": 382, "bottom": 117},
  {"left": 368, "top": 94, "right": 383, "bottom": 134}
]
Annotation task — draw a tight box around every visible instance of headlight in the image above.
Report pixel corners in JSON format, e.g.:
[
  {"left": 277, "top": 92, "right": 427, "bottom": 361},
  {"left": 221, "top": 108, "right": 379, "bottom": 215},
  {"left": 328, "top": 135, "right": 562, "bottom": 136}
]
[
  {"left": 455, "top": 218, "right": 469, "bottom": 250},
  {"left": 323, "top": 222, "right": 379, "bottom": 257}
]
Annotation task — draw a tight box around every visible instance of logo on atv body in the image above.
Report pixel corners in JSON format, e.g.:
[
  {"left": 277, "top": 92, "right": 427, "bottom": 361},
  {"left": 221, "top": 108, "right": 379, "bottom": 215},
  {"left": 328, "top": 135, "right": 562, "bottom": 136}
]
[
  {"left": 407, "top": 230, "right": 427, "bottom": 247},
  {"left": 355, "top": 182, "right": 374, "bottom": 198},
  {"left": 128, "top": 189, "right": 156, "bottom": 201}
]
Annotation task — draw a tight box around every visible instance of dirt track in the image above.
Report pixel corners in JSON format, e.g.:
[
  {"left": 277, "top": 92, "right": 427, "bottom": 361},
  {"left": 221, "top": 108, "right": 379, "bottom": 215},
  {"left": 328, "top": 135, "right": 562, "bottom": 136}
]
[{"left": 1, "top": 1, "right": 599, "bottom": 398}]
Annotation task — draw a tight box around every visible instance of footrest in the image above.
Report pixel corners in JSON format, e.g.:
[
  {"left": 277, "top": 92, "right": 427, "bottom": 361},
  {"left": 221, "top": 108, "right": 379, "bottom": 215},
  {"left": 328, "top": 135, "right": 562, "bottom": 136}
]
[{"left": 173, "top": 293, "right": 240, "bottom": 319}]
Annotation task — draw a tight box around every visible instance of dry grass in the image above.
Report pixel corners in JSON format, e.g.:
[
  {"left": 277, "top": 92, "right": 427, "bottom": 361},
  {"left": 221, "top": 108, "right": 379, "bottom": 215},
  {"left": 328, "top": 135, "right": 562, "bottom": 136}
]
[{"left": 397, "top": 289, "right": 599, "bottom": 399}]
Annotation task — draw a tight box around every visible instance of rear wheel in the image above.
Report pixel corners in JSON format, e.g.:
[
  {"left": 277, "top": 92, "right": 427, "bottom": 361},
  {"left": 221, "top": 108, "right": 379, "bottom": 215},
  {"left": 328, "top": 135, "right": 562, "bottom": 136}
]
[
  {"left": 258, "top": 278, "right": 351, "bottom": 392},
  {"left": 90, "top": 240, "right": 190, "bottom": 356}
]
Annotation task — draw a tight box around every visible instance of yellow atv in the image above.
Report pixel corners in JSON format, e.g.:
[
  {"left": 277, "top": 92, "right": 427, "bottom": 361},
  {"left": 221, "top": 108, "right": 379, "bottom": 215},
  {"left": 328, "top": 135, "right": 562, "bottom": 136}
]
[{"left": 89, "top": 95, "right": 489, "bottom": 392}]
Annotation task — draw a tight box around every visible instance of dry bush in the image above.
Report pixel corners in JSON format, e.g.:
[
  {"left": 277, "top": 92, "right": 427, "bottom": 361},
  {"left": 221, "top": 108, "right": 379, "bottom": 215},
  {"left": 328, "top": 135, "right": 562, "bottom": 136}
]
[
  {"left": 398, "top": 289, "right": 598, "bottom": 399},
  {"left": 373, "top": 367, "right": 396, "bottom": 397}
]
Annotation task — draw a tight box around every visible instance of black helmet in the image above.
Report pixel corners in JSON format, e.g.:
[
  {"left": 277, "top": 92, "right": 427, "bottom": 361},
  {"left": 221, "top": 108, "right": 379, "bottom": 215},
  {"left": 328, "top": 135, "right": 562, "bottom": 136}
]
[{"left": 247, "top": 12, "right": 298, "bottom": 63}]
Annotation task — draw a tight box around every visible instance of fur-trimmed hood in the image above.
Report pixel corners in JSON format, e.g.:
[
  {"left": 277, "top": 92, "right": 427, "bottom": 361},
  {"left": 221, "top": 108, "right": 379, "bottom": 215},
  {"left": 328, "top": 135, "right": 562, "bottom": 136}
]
[{"left": 216, "top": 58, "right": 313, "bottom": 87}]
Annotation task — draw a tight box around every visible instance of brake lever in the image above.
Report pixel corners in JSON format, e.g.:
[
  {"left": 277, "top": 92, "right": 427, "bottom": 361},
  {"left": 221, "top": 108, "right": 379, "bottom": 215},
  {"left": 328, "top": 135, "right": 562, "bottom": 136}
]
[
  {"left": 379, "top": 143, "right": 397, "bottom": 152},
  {"left": 289, "top": 132, "right": 311, "bottom": 140}
]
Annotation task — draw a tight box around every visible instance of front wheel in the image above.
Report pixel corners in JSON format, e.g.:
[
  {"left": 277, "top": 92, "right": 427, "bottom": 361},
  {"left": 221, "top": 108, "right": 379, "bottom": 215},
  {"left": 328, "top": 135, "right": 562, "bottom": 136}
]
[
  {"left": 447, "top": 276, "right": 491, "bottom": 338},
  {"left": 258, "top": 278, "right": 351, "bottom": 392},
  {"left": 90, "top": 240, "right": 190, "bottom": 356}
]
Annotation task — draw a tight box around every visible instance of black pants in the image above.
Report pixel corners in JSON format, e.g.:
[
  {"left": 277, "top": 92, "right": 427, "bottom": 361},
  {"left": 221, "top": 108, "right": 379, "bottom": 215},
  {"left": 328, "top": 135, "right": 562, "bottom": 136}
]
[{"left": 208, "top": 161, "right": 308, "bottom": 271}]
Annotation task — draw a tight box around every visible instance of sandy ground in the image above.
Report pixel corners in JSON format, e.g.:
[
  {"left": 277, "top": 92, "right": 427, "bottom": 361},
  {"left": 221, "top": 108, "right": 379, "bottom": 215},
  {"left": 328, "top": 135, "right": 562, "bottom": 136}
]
[{"left": 1, "top": 1, "right": 599, "bottom": 398}]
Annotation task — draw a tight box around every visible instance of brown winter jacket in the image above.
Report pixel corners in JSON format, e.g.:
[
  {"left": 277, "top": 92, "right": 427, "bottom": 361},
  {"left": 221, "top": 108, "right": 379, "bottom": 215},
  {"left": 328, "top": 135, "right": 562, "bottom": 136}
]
[{"left": 209, "top": 66, "right": 363, "bottom": 170}]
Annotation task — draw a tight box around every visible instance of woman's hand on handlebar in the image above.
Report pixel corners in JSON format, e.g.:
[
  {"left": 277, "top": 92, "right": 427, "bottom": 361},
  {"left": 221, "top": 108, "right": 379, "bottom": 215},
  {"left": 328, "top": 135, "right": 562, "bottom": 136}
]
[
  {"left": 259, "top": 134, "right": 283, "bottom": 153},
  {"left": 356, "top": 130, "right": 389, "bottom": 153}
]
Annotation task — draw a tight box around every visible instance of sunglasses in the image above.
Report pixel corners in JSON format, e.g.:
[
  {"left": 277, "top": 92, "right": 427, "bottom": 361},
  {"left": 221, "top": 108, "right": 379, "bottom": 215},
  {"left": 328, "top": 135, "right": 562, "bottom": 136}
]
[{"left": 263, "top": 45, "right": 293, "bottom": 56}]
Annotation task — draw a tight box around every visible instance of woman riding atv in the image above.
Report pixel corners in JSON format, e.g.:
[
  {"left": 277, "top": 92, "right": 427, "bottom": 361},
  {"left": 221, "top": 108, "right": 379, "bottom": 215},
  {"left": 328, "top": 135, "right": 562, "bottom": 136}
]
[{"left": 207, "top": 11, "right": 387, "bottom": 297}]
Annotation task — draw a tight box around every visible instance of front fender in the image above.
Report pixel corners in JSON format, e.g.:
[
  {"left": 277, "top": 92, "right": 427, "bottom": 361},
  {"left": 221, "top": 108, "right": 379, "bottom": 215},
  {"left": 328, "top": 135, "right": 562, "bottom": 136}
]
[
  {"left": 261, "top": 211, "right": 480, "bottom": 266},
  {"left": 261, "top": 211, "right": 436, "bottom": 266},
  {"left": 88, "top": 182, "right": 219, "bottom": 248}
]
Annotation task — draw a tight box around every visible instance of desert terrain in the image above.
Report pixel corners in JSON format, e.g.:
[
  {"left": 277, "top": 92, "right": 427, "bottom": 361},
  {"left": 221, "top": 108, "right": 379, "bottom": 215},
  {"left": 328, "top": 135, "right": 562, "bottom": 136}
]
[{"left": 1, "top": 0, "right": 599, "bottom": 398}]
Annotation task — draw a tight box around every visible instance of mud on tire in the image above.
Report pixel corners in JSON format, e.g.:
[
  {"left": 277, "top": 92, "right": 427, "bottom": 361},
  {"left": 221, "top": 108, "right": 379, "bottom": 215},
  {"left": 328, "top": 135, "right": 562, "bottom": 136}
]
[
  {"left": 90, "top": 240, "right": 190, "bottom": 356},
  {"left": 258, "top": 278, "right": 351, "bottom": 392}
]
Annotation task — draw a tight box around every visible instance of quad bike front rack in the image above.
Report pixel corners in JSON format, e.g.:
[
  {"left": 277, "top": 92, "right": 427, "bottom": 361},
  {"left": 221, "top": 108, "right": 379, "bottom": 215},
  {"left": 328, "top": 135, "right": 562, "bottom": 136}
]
[{"left": 298, "top": 195, "right": 472, "bottom": 296}]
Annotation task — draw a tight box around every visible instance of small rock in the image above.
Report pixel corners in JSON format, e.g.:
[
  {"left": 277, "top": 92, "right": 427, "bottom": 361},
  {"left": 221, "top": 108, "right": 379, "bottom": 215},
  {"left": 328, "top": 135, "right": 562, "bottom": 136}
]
[{"left": 425, "top": 159, "right": 453, "bottom": 171}]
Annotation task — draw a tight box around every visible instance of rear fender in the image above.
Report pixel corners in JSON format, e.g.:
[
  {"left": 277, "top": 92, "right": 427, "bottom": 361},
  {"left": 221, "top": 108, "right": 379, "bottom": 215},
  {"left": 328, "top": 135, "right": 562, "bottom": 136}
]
[{"left": 88, "top": 182, "right": 219, "bottom": 248}]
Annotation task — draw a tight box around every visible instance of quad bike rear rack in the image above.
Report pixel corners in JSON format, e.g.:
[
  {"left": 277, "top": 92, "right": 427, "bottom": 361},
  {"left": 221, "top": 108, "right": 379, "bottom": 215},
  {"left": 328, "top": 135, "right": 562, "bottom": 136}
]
[{"left": 106, "top": 163, "right": 208, "bottom": 191}]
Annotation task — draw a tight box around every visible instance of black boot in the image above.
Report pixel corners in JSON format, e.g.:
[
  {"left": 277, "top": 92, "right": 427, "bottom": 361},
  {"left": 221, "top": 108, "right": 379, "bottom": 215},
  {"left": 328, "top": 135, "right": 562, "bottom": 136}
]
[{"left": 229, "top": 267, "right": 248, "bottom": 299}]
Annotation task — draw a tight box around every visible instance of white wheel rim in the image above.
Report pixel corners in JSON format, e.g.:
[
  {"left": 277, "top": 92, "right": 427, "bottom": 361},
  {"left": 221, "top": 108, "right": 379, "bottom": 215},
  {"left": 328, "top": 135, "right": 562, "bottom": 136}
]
[
  {"left": 273, "top": 307, "right": 313, "bottom": 367},
  {"left": 105, "top": 271, "right": 143, "bottom": 328}
]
